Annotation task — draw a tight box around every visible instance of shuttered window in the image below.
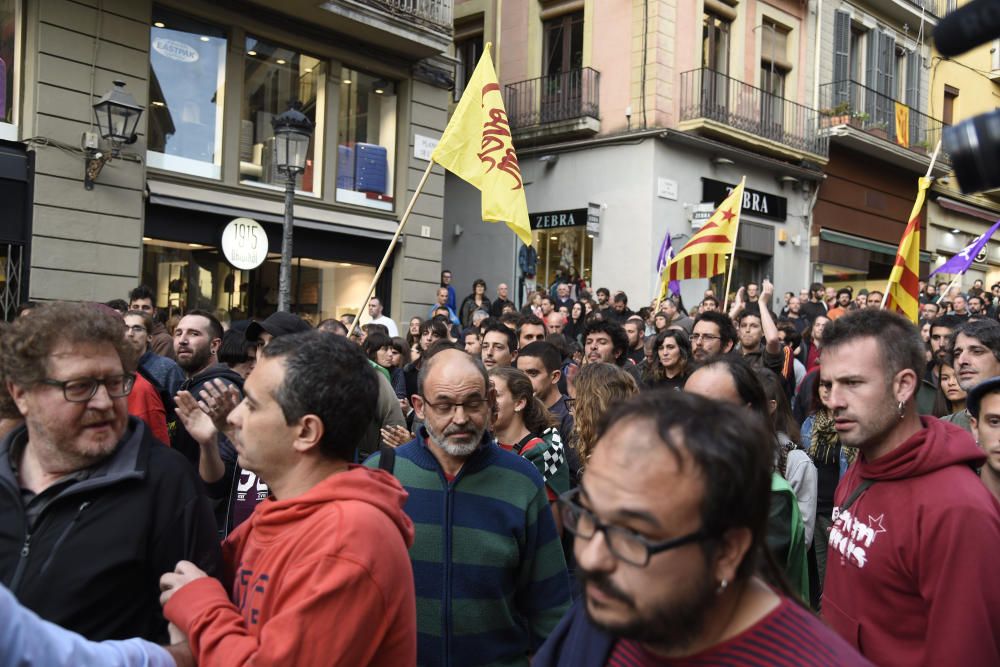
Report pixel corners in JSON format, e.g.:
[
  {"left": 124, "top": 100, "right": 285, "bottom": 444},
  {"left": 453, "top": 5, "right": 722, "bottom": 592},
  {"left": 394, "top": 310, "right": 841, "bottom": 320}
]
[{"left": 833, "top": 10, "right": 851, "bottom": 106}]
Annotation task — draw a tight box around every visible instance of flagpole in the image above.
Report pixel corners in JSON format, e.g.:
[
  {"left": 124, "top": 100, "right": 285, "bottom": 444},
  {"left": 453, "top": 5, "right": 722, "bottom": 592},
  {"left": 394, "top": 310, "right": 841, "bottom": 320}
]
[
  {"left": 348, "top": 160, "right": 435, "bottom": 337},
  {"left": 879, "top": 141, "right": 942, "bottom": 310},
  {"left": 722, "top": 178, "right": 746, "bottom": 312}
]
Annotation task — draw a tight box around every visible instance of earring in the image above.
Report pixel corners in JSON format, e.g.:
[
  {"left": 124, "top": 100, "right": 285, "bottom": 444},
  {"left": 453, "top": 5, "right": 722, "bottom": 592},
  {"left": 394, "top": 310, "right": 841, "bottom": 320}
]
[
  {"left": 716, "top": 578, "right": 728, "bottom": 595},
  {"left": 898, "top": 400, "right": 905, "bottom": 419}
]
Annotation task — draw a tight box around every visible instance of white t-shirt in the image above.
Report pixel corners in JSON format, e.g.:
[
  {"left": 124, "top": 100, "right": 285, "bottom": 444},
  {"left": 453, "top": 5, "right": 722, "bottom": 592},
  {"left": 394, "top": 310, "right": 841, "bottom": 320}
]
[{"left": 369, "top": 314, "right": 399, "bottom": 337}]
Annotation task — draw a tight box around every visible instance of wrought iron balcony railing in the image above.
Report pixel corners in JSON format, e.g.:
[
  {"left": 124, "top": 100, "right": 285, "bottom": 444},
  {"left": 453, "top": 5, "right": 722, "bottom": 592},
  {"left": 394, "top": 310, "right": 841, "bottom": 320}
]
[
  {"left": 505, "top": 67, "right": 600, "bottom": 130},
  {"left": 354, "top": 0, "right": 452, "bottom": 30},
  {"left": 679, "top": 68, "right": 828, "bottom": 157},
  {"left": 818, "top": 79, "right": 946, "bottom": 159}
]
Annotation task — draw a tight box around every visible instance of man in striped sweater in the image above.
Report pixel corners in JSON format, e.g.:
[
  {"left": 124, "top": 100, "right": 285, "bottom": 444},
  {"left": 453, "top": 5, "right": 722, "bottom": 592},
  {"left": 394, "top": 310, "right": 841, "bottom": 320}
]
[{"left": 367, "top": 347, "right": 571, "bottom": 667}]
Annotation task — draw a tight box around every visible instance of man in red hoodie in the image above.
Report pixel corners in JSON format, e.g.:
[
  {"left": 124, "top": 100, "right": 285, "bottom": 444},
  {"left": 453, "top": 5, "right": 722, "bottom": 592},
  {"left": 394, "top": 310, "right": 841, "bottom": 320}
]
[
  {"left": 158, "top": 331, "right": 416, "bottom": 666},
  {"left": 819, "top": 309, "right": 1000, "bottom": 666}
]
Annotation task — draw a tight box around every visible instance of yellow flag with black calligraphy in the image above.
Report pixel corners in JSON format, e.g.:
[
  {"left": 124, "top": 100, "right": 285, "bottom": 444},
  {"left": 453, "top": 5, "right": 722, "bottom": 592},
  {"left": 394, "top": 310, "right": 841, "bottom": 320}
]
[{"left": 431, "top": 43, "right": 532, "bottom": 246}]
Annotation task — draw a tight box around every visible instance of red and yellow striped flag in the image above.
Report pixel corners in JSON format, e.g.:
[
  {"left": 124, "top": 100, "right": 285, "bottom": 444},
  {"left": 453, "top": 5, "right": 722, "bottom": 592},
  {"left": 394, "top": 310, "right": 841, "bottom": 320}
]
[
  {"left": 663, "top": 177, "right": 745, "bottom": 284},
  {"left": 883, "top": 177, "right": 930, "bottom": 323},
  {"left": 430, "top": 43, "right": 532, "bottom": 246}
]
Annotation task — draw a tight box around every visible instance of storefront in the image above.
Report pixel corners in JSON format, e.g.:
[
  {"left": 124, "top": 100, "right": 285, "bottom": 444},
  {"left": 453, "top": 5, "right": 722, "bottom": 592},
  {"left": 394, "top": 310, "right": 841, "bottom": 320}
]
[
  {"left": 142, "top": 201, "right": 393, "bottom": 325},
  {"left": 528, "top": 207, "right": 595, "bottom": 298},
  {"left": 813, "top": 145, "right": 931, "bottom": 290}
]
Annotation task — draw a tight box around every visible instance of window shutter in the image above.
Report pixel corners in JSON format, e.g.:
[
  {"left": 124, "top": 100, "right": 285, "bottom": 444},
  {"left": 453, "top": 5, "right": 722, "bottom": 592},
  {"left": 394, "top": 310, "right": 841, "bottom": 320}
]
[
  {"left": 906, "top": 50, "right": 923, "bottom": 145},
  {"left": 865, "top": 30, "right": 878, "bottom": 119},
  {"left": 833, "top": 11, "right": 851, "bottom": 106}
]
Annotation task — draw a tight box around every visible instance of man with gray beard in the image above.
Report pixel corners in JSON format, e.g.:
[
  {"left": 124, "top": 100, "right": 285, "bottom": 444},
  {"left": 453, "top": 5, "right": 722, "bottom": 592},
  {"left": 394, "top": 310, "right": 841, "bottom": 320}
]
[{"left": 366, "top": 345, "right": 570, "bottom": 667}]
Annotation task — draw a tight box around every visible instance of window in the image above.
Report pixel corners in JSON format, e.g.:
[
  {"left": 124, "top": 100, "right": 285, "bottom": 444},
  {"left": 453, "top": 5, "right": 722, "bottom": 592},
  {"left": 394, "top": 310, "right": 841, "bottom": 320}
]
[
  {"left": 0, "top": 0, "right": 17, "bottom": 138},
  {"left": 543, "top": 11, "right": 584, "bottom": 77},
  {"left": 336, "top": 68, "right": 397, "bottom": 211},
  {"left": 241, "top": 36, "right": 324, "bottom": 194},
  {"left": 454, "top": 19, "right": 483, "bottom": 101},
  {"left": 943, "top": 85, "right": 958, "bottom": 126},
  {"left": 148, "top": 8, "right": 227, "bottom": 178},
  {"left": 702, "top": 11, "right": 731, "bottom": 74}
]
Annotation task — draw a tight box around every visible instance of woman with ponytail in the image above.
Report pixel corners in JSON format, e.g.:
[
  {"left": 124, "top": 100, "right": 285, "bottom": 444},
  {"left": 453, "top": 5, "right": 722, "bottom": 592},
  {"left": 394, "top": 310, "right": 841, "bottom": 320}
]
[{"left": 488, "top": 367, "right": 571, "bottom": 524}]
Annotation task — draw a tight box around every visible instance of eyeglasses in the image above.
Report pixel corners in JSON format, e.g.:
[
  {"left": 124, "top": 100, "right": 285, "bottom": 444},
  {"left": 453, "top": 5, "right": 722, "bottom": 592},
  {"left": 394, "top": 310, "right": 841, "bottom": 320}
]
[
  {"left": 689, "top": 333, "right": 721, "bottom": 343},
  {"left": 420, "top": 395, "right": 488, "bottom": 417},
  {"left": 125, "top": 325, "right": 147, "bottom": 334},
  {"left": 558, "top": 488, "right": 709, "bottom": 567},
  {"left": 41, "top": 374, "right": 135, "bottom": 402}
]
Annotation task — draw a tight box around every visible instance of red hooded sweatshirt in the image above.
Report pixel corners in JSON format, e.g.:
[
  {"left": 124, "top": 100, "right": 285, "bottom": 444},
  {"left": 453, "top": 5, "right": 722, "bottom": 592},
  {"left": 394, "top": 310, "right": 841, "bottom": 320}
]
[
  {"left": 823, "top": 417, "right": 1000, "bottom": 666},
  {"left": 164, "top": 466, "right": 416, "bottom": 666}
]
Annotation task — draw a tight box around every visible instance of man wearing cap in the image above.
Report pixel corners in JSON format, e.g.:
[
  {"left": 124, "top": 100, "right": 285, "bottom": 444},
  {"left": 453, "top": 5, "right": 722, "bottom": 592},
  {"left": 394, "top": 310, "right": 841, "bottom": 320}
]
[
  {"left": 967, "top": 377, "right": 1000, "bottom": 503},
  {"left": 245, "top": 311, "right": 312, "bottom": 348}
]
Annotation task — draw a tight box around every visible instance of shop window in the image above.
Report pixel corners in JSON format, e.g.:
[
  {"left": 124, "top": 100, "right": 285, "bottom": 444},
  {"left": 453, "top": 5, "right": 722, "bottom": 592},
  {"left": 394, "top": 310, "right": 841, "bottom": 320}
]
[
  {"left": 148, "top": 8, "right": 227, "bottom": 179},
  {"left": 0, "top": 1, "right": 19, "bottom": 140},
  {"left": 241, "top": 36, "right": 324, "bottom": 194},
  {"left": 141, "top": 240, "right": 374, "bottom": 324},
  {"left": 531, "top": 226, "right": 593, "bottom": 297},
  {"left": 336, "top": 68, "right": 396, "bottom": 211}
]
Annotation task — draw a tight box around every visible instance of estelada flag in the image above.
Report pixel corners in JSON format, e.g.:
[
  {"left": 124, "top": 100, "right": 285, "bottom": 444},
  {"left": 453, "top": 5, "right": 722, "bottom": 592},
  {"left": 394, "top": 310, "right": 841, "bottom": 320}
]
[
  {"left": 664, "top": 176, "right": 745, "bottom": 282},
  {"left": 430, "top": 43, "right": 532, "bottom": 246},
  {"left": 884, "top": 177, "right": 930, "bottom": 323}
]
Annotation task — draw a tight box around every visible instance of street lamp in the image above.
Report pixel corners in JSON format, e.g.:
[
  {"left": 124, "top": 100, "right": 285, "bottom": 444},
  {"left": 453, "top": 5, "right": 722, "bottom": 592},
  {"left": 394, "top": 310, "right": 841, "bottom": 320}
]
[
  {"left": 271, "top": 101, "right": 314, "bottom": 312},
  {"left": 85, "top": 80, "right": 143, "bottom": 189}
]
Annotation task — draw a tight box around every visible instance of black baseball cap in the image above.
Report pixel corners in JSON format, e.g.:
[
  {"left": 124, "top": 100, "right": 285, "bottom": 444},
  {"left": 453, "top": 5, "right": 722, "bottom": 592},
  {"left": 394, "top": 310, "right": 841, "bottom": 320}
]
[
  {"left": 968, "top": 376, "right": 1000, "bottom": 418},
  {"left": 245, "top": 311, "right": 311, "bottom": 342}
]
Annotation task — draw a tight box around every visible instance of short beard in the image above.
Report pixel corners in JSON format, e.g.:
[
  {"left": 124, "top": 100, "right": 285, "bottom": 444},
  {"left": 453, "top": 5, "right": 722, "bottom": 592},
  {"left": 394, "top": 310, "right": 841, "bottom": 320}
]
[
  {"left": 577, "top": 565, "right": 717, "bottom": 652},
  {"left": 425, "top": 420, "right": 484, "bottom": 458}
]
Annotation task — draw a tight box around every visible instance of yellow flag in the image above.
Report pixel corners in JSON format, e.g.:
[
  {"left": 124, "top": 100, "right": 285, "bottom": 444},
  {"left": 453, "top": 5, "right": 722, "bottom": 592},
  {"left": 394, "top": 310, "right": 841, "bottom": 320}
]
[
  {"left": 894, "top": 102, "right": 910, "bottom": 149},
  {"left": 431, "top": 43, "right": 532, "bottom": 246}
]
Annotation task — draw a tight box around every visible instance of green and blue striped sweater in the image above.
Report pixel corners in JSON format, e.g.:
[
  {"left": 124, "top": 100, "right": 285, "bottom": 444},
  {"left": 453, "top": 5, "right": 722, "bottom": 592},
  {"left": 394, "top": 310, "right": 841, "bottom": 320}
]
[{"left": 366, "top": 430, "right": 571, "bottom": 667}]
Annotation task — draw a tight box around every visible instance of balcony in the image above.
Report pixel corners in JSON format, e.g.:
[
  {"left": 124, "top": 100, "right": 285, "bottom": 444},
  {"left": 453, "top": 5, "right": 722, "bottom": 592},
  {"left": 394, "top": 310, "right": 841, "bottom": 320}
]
[
  {"left": 818, "top": 80, "right": 949, "bottom": 174},
  {"left": 241, "top": 0, "right": 455, "bottom": 58},
  {"left": 677, "top": 68, "right": 828, "bottom": 162},
  {"left": 867, "top": 0, "right": 943, "bottom": 29},
  {"left": 505, "top": 68, "right": 601, "bottom": 142}
]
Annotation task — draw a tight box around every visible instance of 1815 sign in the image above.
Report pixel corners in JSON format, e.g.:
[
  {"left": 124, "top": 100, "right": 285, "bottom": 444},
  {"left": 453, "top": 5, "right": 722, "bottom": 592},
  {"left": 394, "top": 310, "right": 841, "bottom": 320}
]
[{"left": 221, "top": 218, "right": 268, "bottom": 270}]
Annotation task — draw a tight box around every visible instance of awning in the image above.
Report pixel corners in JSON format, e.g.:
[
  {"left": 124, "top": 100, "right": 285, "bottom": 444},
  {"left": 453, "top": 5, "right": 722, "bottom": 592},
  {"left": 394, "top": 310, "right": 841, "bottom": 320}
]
[
  {"left": 935, "top": 196, "right": 1000, "bottom": 223},
  {"left": 819, "top": 229, "right": 932, "bottom": 263}
]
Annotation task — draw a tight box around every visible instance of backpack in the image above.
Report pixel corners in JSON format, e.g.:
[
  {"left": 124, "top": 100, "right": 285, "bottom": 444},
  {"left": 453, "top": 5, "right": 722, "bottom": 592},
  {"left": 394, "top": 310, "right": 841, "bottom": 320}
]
[
  {"left": 378, "top": 444, "right": 396, "bottom": 474},
  {"left": 135, "top": 363, "right": 179, "bottom": 444}
]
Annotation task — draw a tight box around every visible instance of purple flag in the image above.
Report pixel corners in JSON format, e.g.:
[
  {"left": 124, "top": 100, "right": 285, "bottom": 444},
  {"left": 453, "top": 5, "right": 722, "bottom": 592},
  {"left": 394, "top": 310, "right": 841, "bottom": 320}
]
[
  {"left": 656, "top": 232, "right": 681, "bottom": 296},
  {"left": 930, "top": 218, "right": 1000, "bottom": 277}
]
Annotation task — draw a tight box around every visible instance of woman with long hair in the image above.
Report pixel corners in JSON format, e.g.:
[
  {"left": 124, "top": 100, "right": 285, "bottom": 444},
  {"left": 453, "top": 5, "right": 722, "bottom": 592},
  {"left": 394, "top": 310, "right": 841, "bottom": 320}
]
[
  {"left": 934, "top": 359, "right": 966, "bottom": 418},
  {"left": 405, "top": 316, "right": 423, "bottom": 350},
  {"left": 652, "top": 311, "right": 670, "bottom": 334},
  {"left": 641, "top": 329, "right": 692, "bottom": 391},
  {"left": 801, "top": 315, "right": 829, "bottom": 372},
  {"left": 571, "top": 363, "right": 639, "bottom": 473},
  {"left": 488, "top": 368, "right": 569, "bottom": 511},
  {"left": 756, "top": 369, "right": 816, "bottom": 547},
  {"left": 564, "top": 300, "right": 586, "bottom": 343},
  {"left": 397, "top": 318, "right": 449, "bottom": 402},
  {"left": 459, "top": 278, "right": 491, "bottom": 327},
  {"left": 801, "top": 369, "right": 856, "bottom": 606}
]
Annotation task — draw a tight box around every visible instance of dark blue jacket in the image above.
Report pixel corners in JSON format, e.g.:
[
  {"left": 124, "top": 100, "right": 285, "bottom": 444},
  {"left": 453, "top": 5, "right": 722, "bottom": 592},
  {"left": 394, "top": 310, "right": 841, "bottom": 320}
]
[{"left": 532, "top": 599, "right": 614, "bottom": 667}]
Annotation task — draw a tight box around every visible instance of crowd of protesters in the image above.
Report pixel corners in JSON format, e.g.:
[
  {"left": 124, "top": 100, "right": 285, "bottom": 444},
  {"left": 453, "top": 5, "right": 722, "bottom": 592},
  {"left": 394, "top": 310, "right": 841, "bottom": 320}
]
[{"left": 1, "top": 269, "right": 999, "bottom": 667}]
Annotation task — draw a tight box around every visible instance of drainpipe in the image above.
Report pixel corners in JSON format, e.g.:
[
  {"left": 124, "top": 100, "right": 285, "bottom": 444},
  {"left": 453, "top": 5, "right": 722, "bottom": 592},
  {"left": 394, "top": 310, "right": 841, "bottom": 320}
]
[
  {"left": 812, "top": 0, "right": 823, "bottom": 111},
  {"left": 804, "top": 177, "right": 823, "bottom": 286}
]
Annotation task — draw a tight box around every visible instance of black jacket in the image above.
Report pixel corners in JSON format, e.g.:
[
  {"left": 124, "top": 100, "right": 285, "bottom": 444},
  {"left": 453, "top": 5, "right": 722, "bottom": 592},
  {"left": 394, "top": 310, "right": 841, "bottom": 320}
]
[
  {"left": 174, "top": 363, "right": 244, "bottom": 466},
  {"left": 0, "top": 417, "right": 221, "bottom": 642}
]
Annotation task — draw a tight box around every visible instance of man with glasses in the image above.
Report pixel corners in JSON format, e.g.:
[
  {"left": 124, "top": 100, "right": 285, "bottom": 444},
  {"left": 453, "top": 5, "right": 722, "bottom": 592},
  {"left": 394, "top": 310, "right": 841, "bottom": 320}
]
[
  {"left": 366, "top": 347, "right": 571, "bottom": 667},
  {"left": 689, "top": 311, "right": 737, "bottom": 363},
  {"left": 0, "top": 302, "right": 220, "bottom": 642},
  {"left": 534, "top": 391, "right": 868, "bottom": 666}
]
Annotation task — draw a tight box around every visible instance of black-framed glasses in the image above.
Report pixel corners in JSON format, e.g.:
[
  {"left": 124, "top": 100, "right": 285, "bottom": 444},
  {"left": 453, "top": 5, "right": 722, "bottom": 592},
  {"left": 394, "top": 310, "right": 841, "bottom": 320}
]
[
  {"left": 420, "top": 395, "right": 488, "bottom": 417},
  {"left": 558, "top": 488, "right": 709, "bottom": 567},
  {"left": 40, "top": 374, "right": 135, "bottom": 402}
]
